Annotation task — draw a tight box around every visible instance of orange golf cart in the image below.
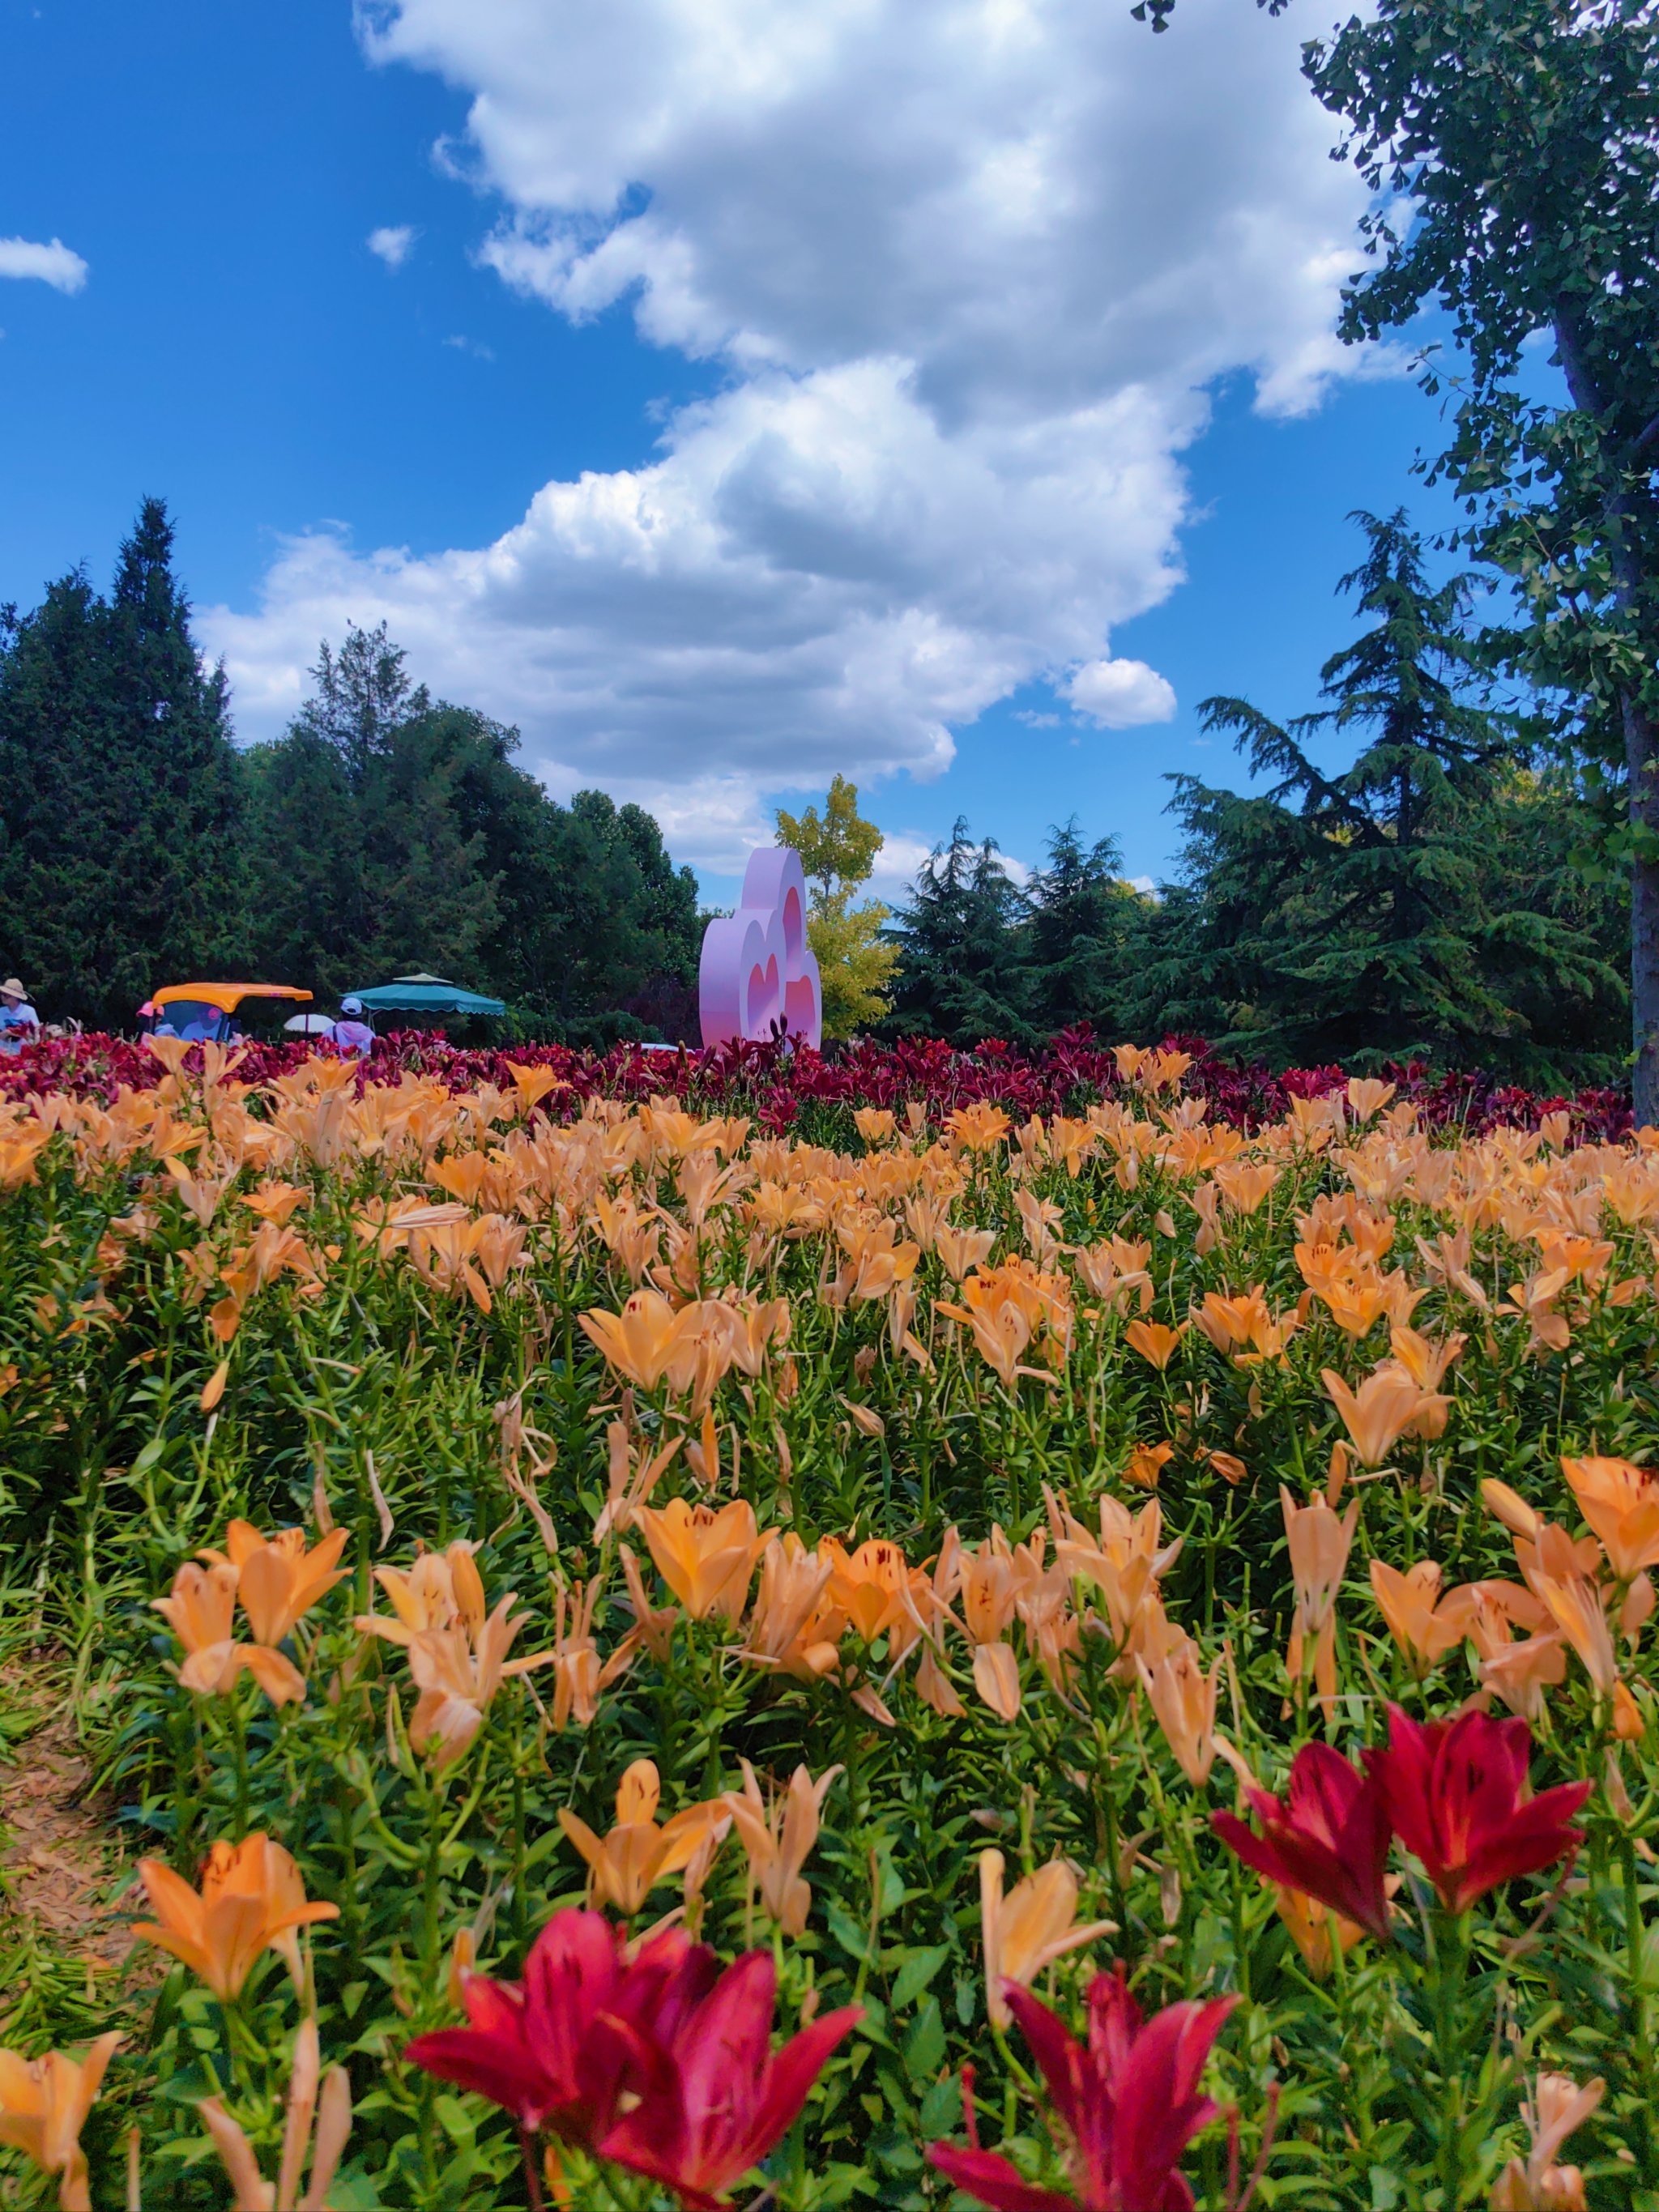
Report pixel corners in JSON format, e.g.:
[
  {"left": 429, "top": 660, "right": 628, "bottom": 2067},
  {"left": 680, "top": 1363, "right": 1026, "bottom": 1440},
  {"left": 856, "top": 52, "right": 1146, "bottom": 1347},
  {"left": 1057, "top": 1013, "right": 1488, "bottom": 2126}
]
[{"left": 149, "top": 983, "right": 313, "bottom": 1044}]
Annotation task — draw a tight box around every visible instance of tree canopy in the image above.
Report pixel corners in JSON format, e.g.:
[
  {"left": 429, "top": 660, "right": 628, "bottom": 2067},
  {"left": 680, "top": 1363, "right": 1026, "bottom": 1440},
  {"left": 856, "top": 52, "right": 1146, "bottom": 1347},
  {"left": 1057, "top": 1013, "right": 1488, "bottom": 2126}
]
[
  {"left": 1, "top": 510, "right": 702, "bottom": 1042},
  {"left": 0, "top": 499, "right": 244, "bottom": 1029},
  {"left": 775, "top": 775, "right": 898, "bottom": 1038}
]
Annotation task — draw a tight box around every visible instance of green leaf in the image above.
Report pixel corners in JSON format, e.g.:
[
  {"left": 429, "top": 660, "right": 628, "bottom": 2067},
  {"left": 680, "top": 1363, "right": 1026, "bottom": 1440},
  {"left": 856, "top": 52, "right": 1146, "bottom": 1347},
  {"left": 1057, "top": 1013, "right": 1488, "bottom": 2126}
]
[
  {"left": 902, "top": 1997, "right": 947, "bottom": 2084},
  {"left": 890, "top": 1943, "right": 952, "bottom": 2010}
]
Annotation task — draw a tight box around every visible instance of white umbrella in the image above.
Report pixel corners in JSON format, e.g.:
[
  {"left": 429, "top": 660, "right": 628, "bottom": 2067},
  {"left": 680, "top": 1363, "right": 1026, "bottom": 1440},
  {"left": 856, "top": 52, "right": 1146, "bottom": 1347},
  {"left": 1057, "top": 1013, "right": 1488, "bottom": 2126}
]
[{"left": 284, "top": 1011, "right": 336, "bottom": 1035}]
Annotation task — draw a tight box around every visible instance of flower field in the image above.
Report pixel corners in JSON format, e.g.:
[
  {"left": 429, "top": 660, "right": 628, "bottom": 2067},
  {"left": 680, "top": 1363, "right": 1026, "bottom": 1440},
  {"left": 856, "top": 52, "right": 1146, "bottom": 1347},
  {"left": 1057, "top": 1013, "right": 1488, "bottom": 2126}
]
[{"left": 2, "top": 1035, "right": 1657, "bottom": 2210}]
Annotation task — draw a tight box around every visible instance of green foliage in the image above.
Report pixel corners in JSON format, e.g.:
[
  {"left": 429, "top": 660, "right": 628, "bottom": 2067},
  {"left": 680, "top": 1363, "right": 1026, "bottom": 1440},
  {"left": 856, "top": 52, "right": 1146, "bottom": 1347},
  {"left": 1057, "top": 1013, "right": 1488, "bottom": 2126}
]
[
  {"left": 1304, "top": 0, "right": 1659, "bottom": 1091},
  {"left": 777, "top": 776, "right": 898, "bottom": 1037},
  {"left": 1137, "top": 512, "right": 1627, "bottom": 1080},
  {"left": 885, "top": 818, "right": 1035, "bottom": 1043},
  {"left": 886, "top": 818, "right": 1154, "bottom": 1047},
  {"left": 1021, "top": 818, "right": 1145, "bottom": 1038},
  {"left": 0, "top": 500, "right": 245, "bottom": 1028},
  {"left": 6, "top": 1078, "right": 1659, "bottom": 2207},
  {"left": 244, "top": 635, "right": 702, "bottom": 1042}
]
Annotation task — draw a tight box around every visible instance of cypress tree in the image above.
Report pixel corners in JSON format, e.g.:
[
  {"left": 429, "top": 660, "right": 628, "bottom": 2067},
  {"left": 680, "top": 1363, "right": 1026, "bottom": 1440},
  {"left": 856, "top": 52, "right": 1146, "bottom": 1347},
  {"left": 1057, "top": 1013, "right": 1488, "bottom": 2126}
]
[
  {"left": 1021, "top": 819, "right": 1142, "bottom": 1038},
  {"left": 1153, "top": 510, "right": 1625, "bottom": 1076},
  {"left": 0, "top": 499, "right": 242, "bottom": 1026},
  {"left": 886, "top": 819, "right": 1033, "bottom": 1044}
]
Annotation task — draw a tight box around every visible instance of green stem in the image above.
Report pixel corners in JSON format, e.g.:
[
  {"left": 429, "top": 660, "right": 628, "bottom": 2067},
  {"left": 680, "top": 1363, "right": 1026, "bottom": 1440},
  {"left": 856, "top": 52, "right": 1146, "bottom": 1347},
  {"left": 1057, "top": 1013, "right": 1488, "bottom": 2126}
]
[
  {"left": 229, "top": 1693, "right": 249, "bottom": 1843},
  {"left": 1433, "top": 1908, "right": 1467, "bottom": 2207}
]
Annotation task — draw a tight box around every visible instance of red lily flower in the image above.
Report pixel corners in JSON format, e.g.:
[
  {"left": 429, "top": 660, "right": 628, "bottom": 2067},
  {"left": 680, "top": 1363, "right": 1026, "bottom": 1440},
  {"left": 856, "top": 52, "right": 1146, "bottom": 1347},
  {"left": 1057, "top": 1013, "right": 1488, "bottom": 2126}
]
[
  {"left": 1367, "top": 1704, "right": 1589, "bottom": 1914},
  {"left": 405, "top": 1908, "right": 715, "bottom": 2145},
  {"left": 1211, "top": 1741, "right": 1393, "bottom": 1946},
  {"left": 599, "top": 1949, "right": 861, "bottom": 2209},
  {"left": 928, "top": 1966, "right": 1236, "bottom": 2212}
]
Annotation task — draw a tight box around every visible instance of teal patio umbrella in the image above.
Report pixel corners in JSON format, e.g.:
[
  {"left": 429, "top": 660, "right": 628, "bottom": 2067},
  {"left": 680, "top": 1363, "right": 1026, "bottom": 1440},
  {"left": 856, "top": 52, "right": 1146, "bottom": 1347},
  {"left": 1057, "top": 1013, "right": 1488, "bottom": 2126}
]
[{"left": 347, "top": 972, "right": 507, "bottom": 1018}]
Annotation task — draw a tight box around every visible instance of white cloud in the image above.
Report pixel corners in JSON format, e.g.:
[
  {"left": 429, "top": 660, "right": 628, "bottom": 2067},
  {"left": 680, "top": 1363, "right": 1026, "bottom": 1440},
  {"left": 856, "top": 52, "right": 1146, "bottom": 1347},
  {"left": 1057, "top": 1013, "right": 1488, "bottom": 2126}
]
[
  {"left": 0, "top": 236, "right": 87, "bottom": 292},
  {"left": 1064, "top": 654, "right": 1178, "bottom": 729},
  {"left": 368, "top": 224, "right": 419, "bottom": 267},
  {"left": 866, "top": 833, "right": 941, "bottom": 900},
  {"left": 205, "top": 0, "right": 1375, "bottom": 866},
  {"left": 443, "top": 333, "right": 497, "bottom": 359}
]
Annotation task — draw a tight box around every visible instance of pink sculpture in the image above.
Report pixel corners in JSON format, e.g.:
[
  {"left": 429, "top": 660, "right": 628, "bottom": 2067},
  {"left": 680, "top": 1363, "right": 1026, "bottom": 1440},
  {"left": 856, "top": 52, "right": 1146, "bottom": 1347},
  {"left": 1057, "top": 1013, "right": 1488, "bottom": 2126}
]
[{"left": 699, "top": 846, "right": 823, "bottom": 1050}]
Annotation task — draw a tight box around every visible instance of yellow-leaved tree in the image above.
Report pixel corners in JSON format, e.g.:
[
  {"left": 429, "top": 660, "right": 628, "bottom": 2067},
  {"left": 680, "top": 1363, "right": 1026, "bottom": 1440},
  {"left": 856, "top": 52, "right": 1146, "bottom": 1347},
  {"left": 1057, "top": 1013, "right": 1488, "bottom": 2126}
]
[{"left": 774, "top": 776, "right": 898, "bottom": 1038}]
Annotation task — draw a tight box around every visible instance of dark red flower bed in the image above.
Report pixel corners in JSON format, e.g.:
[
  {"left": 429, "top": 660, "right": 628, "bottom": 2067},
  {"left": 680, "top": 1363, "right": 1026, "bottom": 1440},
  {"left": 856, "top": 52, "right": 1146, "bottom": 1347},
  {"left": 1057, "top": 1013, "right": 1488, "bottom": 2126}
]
[{"left": 2, "top": 1023, "right": 1631, "bottom": 1140}]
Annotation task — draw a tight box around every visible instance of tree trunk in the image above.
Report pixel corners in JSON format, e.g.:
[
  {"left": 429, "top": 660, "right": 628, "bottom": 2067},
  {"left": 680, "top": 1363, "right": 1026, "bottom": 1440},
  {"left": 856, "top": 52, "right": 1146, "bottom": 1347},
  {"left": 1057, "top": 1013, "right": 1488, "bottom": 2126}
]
[
  {"left": 1553, "top": 301, "right": 1659, "bottom": 1123},
  {"left": 1627, "top": 690, "right": 1659, "bottom": 1128}
]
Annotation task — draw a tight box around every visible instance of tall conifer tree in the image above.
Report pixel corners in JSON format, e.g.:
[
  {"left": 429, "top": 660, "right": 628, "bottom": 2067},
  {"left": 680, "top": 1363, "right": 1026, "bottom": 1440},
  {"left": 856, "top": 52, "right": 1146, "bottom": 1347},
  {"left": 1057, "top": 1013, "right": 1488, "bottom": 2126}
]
[{"left": 0, "top": 499, "right": 241, "bottom": 1025}]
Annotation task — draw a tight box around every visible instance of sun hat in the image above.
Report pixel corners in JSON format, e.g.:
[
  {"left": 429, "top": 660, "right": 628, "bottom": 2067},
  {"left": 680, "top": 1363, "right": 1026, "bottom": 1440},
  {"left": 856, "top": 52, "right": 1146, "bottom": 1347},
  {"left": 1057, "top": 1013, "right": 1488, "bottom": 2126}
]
[
  {"left": 340, "top": 995, "right": 365, "bottom": 1016},
  {"left": 137, "top": 1000, "right": 156, "bottom": 1017},
  {"left": 1, "top": 978, "right": 28, "bottom": 1000}
]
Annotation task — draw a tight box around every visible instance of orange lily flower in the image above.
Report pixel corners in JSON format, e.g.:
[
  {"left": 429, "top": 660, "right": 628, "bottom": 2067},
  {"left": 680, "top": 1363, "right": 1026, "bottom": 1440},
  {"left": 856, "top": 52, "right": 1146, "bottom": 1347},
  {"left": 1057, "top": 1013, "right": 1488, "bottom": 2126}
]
[
  {"left": 0, "top": 2033, "right": 122, "bottom": 2212},
  {"left": 950, "top": 1528, "right": 1040, "bottom": 1720},
  {"left": 373, "top": 1542, "right": 487, "bottom": 1638},
  {"left": 1272, "top": 1884, "right": 1365, "bottom": 1980},
  {"left": 1368, "top": 1559, "right": 1479, "bottom": 1677},
  {"left": 1138, "top": 1633, "right": 1220, "bottom": 1786},
  {"left": 152, "top": 1560, "right": 305, "bottom": 1708},
  {"left": 558, "top": 1759, "right": 730, "bottom": 1916},
  {"left": 204, "top": 1520, "right": 350, "bottom": 1647},
  {"left": 739, "top": 1536, "right": 844, "bottom": 1682},
  {"left": 1490, "top": 2073, "right": 1605, "bottom": 2212},
  {"left": 547, "top": 1575, "right": 638, "bottom": 1732},
  {"left": 618, "top": 1545, "right": 678, "bottom": 1664},
  {"left": 198, "top": 2019, "right": 353, "bottom": 2212},
  {"left": 1282, "top": 1482, "right": 1358, "bottom": 1709},
  {"left": 1123, "top": 1441, "right": 1175, "bottom": 1490},
  {"left": 633, "top": 1497, "right": 770, "bottom": 1622},
  {"left": 133, "top": 1835, "right": 339, "bottom": 2000},
  {"left": 1531, "top": 1547, "right": 1620, "bottom": 1698},
  {"left": 1346, "top": 1077, "right": 1396, "bottom": 1120},
  {"left": 945, "top": 1102, "right": 1011, "bottom": 1153},
  {"left": 819, "top": 1536, "right": 923, "bottom": 1647},
  {"left": 978, "top": 1848, "right": 1115, "bottom": 2029},
  {"left": 1321, "top": 1364, "right": 1433, "bottom": 1466},
  {"left": 1125, "top": 1319, "right": 1185, "bottom": 1370},
  {"left": 936, "top": 1224, "right": 998, "bottom": 1281},
  {"left": 1213, "top": 1160, "right": 1280, "bottom": 1214},
  {"left": 360, "top": 1591, "right": 557, "bottom": 1767},
  {"left": 1478, "top": 1630, "right": 1570, "bottom": 1722},
  {"left": 593, "top": 1421, "right": 683, "bottom": 1543},
  {"left": 578, "top": 1289, "right": 685, "bottom": 1392},
  {"left": 241, "top": 1179, "right": 309, "bottom": 1227},
  {"left": 1560, "top": 1455, "right": 1659, "bottom": 1581},
  {"left": 723, "top": 1760, "right": 842, "bottom": 1936},
  {"left": 1389, "top": 1326, "right": 1466, "bottom": 1392}
]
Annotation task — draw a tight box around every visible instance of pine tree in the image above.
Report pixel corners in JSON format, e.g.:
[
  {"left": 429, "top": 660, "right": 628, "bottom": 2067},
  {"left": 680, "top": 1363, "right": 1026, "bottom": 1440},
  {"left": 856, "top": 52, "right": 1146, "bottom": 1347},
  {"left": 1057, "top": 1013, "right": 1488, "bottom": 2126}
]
[
  {"left": 1021, "top": 819, "right": 1143, "bottom": 1037},
  {"left": 885, "top": 819, "right": 1032, "bottom": 1043},
  {"left": 0, "top": 499, "right": 243, "bottom": 1026},
  {"left": 104, "top": 499, "right": 245, "bottom": 995},
  {"left": 245, "top": 633, "right": 703, "bottom": 1040},
  {"left": 1158, "top": 510, "right": 1623, "bottom": 1073}
]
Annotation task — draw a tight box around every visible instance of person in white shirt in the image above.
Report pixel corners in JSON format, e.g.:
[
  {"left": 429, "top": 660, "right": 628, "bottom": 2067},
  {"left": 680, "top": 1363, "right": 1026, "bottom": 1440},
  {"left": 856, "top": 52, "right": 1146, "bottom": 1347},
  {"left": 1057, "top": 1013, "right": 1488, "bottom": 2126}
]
[
  {"left": 329, "top": 996, "right": 376, "bottom": 1054},
  {"left": 0, "top": 978, "right": 40, "bottom": 1053}
]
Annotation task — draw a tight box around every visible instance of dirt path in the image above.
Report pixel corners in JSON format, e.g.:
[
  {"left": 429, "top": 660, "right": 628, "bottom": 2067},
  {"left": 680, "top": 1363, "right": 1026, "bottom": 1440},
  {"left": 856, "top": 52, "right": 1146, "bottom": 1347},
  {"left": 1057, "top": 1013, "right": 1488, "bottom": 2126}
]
[{"left": 0, "top": 1657, "right": 132, "bottom": 1998}]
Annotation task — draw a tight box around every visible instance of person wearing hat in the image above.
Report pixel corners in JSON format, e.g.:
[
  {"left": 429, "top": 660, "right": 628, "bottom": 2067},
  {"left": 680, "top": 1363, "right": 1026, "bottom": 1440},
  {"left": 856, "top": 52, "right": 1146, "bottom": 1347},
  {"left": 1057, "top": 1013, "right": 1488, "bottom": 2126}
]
[
  {"left": 0, "top": 978, "right": 40, "bottom": 1055},
  {"left": 329, "top": 996, "right": 376, "bottom": 1055}
]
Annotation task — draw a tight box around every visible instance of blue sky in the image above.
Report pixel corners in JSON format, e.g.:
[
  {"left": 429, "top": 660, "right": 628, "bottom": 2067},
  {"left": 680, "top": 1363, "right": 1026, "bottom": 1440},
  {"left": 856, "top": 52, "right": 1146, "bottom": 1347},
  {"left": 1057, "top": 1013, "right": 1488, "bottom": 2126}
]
[{"left": 2, "top": 0, "right": 1464, "bottom": 906}]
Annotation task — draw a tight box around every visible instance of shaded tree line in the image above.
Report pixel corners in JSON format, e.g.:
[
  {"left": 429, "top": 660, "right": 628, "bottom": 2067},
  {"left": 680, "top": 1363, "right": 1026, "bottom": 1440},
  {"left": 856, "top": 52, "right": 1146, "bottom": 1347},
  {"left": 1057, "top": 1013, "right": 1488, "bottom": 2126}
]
[
  {"left": 886, "top": 513, "right": 1627, "bottom": 1086},
  {"left": 0, "top": 501, "right": 701, "bottom": 1040}
]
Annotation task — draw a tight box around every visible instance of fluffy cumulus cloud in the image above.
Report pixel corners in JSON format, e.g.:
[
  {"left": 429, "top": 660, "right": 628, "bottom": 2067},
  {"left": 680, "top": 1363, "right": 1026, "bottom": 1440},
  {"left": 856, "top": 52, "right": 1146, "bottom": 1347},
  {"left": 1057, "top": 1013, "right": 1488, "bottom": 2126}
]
[
  {"left": 0, "top": 235, "right": 88, "bottom": 292},
  {"left": 204, "top": 0, "right": 1373, "bottom": 869},
  {"left": 1065, "top": 655, "right": 1177, "bottom": 728}
]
